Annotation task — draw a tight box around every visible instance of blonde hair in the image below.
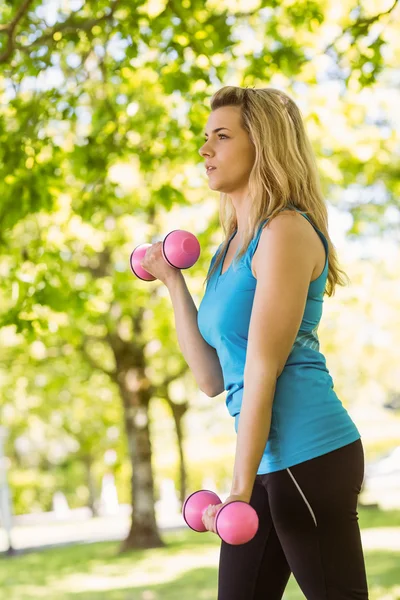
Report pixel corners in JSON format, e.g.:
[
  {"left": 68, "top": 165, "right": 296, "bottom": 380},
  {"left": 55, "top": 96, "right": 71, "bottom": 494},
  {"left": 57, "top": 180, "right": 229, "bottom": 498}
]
[{"left": 204, "top": 86, "right": 349, "bottom": 296}]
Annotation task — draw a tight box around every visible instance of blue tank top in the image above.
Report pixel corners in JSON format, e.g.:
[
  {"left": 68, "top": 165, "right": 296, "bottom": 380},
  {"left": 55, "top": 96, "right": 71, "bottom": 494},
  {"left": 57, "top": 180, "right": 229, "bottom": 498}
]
[{"left": 197, "top": 208, "right": 360, "bottom": 474}]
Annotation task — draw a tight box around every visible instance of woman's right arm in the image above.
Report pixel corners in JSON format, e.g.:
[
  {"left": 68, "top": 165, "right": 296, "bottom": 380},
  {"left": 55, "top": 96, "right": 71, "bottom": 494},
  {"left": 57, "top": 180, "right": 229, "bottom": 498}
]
[{"left": 166, "top": 271, "right": 225, "bottom": 397}]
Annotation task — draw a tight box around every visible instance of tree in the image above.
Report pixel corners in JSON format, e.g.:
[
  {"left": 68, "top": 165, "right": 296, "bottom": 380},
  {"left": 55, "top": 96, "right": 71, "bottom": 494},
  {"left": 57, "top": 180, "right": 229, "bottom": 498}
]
[{"left": 1, "top": 0, "right": 399, "bottom": 551}]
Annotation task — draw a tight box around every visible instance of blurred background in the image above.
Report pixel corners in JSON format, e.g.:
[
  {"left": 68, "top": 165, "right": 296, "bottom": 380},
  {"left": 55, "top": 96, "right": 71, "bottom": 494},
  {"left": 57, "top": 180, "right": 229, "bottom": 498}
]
[{"left": 0, "top": 0, "right": 399, "bottom": 598}]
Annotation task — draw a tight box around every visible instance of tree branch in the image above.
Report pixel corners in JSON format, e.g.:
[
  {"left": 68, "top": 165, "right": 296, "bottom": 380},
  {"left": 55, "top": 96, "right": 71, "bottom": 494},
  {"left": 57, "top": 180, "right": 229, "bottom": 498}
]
[
  {"left": 80, "top": 247, "right": 112, "bottom": 279},
  {"left": 80, "top": 339, "right": 118, "bottom": 383},
  {"left": 0, "top": 0, "right": 35, "bottom": 32},
  {"left": 25, "top": 0, "right": 120, "bottom": 49},
  {"left": 324, "top": 0, "right": 399, "bottom": 55},
  {"left": 0, "top": 0, "right": 121, "bottom": 65},
  {"left": 159, "top": 393, "right": 189, "bottom": 420},
  {"left": 0, "top": 0, "right": 35, "bottom": 63},
  {"left": 167, "top": 0, "right": 218, "bottom": 58},
  {"left": 156, "top": 363, "right": 189, "bottom": 394}
]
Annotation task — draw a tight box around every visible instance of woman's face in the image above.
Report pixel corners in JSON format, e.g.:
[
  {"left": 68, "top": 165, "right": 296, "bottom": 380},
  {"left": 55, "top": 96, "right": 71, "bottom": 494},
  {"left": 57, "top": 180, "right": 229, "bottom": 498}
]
[{"left": 199, "top": 106, "right": 256, "bottom": 196}]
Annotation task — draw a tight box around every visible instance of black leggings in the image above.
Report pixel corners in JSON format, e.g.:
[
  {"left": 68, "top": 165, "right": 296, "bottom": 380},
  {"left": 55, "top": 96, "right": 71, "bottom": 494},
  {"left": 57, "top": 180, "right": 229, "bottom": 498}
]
[{"left": 218, "top": 439, "right": 369, "bottom": 599}]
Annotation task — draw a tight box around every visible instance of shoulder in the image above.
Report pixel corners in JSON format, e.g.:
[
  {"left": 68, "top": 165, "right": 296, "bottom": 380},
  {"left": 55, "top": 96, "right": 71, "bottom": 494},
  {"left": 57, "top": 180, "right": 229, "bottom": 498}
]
[
  {"left": 252, "top": 210, "right": 316, "bottom": 279},
  {"left": 263, "top": 208, "right": 311, "bottom": 234}
]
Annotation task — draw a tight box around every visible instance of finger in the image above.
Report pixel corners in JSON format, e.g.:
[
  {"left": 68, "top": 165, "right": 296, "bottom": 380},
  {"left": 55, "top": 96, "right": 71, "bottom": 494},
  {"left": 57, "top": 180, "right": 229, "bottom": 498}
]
[
  {"left": 202, "top": 513, "right": 212, "bottom": 529},
  {"left": 203, "top": 510, "right": 216, "bottom": 532}
]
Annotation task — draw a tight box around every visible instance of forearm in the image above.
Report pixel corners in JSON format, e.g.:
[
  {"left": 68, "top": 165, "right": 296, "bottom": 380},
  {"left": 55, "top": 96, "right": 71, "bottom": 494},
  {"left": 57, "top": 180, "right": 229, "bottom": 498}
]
[
  {"left": 166, "top": 272, "right": 224, "bottom": 396},
  {"left": 230, "top": 370, "right": 277, "bottom": 501}
]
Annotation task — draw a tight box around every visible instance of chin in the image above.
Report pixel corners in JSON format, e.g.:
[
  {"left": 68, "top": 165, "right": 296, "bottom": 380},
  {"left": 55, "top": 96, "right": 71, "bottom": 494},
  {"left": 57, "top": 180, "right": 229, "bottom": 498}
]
[{"left": 209, "top": 180, "right": 225, "bottom": 192}]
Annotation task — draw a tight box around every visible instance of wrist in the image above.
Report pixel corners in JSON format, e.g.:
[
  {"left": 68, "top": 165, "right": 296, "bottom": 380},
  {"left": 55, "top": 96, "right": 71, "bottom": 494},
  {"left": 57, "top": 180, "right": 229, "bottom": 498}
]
[
  {"left": 165, "top": 270, "right": 183, "bottom": 289},
  {"left": 230, "top": 477, "right": 254, "bottom": 503},
  {"left": 228, "top": 489, "right": 252, "bottom": 504}
]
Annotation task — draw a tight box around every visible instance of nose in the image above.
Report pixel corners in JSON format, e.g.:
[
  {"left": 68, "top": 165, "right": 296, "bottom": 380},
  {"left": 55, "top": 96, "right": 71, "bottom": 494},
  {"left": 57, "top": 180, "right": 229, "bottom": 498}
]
[{"left": 199, "top": 140, "right": 212, "bottom": 157}]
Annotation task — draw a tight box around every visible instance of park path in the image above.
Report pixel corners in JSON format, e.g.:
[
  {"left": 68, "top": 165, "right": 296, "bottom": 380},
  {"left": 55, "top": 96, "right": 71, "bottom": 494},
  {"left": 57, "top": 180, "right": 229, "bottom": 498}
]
[{"left": 1, "top": 509, "right": 399, "bottom": 554}]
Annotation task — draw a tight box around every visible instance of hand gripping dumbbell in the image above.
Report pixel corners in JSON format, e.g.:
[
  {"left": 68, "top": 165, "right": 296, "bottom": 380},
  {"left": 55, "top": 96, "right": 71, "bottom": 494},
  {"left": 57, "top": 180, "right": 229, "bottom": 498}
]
[
  {"left": 182, "top": 489, "right": 259, "bottom": 546},
  {"left": 130, "top": 230, "right": 201, "bottom": 281}
]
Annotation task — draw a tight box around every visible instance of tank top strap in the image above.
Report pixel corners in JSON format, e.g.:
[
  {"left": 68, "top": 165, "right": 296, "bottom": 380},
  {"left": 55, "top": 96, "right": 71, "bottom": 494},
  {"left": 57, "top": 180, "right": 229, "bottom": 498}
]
[
  {"left": 205, "top": 242, "right": 223, "bottom": 285},
  {"left": 247, "top": 206, "right": 292, "bottom": 261},
  {"left": 289, "top": 207, "right": 329, "bottom": 258},
  {"left": 252, "top": 218, "right": 271, "bottom": 246},
  {"left": 245, "top": 206, "right": 329, "bottom": 273},
  {"left": 243, "top": 218, "right": 270, "bottom": 272},
  {"left": 250, "top": 204, "right": 298, "bottom": 251}
]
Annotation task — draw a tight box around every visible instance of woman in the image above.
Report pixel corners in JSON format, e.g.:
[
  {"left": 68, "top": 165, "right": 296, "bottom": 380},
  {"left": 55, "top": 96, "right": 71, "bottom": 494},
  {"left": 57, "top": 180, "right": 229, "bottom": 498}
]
[{"left": 141, "top": 86, "right": 369, "bottom": 600}]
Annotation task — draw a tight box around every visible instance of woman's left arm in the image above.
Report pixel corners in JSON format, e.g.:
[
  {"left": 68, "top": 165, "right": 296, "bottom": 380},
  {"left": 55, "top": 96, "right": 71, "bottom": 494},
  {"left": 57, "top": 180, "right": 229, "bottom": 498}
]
[{"left": 230, "top": 213, "right": 317, "bottom": 501}]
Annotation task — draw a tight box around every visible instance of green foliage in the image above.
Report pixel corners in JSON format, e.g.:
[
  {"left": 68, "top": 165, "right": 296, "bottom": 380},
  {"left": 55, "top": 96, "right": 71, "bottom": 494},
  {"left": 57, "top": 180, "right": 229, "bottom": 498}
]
[
  {"left": 0, "top": 0, "right": 399, "bottom": 516},
  {"left": 9, "top": 468, "right": 55, "bottom": 514}
]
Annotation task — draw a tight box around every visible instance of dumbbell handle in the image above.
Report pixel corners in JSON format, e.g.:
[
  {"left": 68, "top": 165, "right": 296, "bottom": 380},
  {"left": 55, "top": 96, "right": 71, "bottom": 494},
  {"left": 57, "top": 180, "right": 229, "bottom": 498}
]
[
  {"left": 130, "top": 230, "right": 200, "bottom": 281},
  {"left": 183, "top": 489, "right": 259, "bottom": 545}
]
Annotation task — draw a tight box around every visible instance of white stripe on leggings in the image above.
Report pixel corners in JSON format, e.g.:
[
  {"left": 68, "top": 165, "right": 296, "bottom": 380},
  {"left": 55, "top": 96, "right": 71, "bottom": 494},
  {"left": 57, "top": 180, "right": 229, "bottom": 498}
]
[{"left": 286, "top": 468, "right": 318, "bottom": 527}]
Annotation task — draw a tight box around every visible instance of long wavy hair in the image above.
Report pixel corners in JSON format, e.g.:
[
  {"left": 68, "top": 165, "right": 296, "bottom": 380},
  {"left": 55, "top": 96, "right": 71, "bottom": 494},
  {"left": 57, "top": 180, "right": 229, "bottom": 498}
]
[{"left": 203, "top": 86, "right": 349, "bottom": 296}]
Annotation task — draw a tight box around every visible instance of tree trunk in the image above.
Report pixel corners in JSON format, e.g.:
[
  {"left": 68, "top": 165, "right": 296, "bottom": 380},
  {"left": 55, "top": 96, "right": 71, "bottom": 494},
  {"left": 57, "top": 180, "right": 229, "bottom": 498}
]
[
  {"left": 108, "top": 327, "right": 164, "bottom": 552},
  {"left": 107, "top": 310, "right": 190, "bottom": 551},
  {"left": 165, "top": 397, "right": 189, "bottom": 508},
  {"left": 119, "top": 382, "right": 165, "bottom": 551},
  {"left": 84, "top": 455, "right": 98, "bottom": 516}
]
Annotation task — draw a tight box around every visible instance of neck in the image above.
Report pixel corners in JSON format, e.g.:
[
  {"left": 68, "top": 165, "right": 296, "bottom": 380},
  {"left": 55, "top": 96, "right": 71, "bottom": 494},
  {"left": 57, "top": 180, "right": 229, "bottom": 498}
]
[{"left": 228, "top": 189, "right": 251, "bottom": 236}]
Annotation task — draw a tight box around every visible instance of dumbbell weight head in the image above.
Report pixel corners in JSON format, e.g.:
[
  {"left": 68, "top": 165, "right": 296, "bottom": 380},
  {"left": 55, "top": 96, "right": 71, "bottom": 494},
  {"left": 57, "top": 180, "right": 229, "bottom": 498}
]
[
  {"left": 129, "top": 244, "right": 157, "bottom": 281},
  {"left": 162, "top": 230, "right": 201, "bottom": 270},
  {"left": 130, "top": 230, "right": 201, "bottom": 281},
  {"left": 215, "top": 501, "right": 259, "bottom": 545},
  {"left": 182, "top": 489, "right": 222, "bottom": 532}
]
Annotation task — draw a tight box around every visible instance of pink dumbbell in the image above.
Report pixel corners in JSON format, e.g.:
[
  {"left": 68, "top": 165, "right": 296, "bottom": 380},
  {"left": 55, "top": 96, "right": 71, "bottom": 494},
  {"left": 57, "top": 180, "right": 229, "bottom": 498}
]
[
  {"left": 130, "top": 229, "right": 201, "bottom": 281},
  {"left": 182, "top": 489, "right": 259, "bottom": 546}
]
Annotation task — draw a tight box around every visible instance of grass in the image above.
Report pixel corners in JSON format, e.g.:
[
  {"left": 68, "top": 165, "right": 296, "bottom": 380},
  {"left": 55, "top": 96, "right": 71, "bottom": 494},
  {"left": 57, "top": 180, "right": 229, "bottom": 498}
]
[
  {"left": 0, "top": 506, "right": 399, "bottom": 600},
  {"left": 358, "top": 505, "right": 400, "bottom": 529}
]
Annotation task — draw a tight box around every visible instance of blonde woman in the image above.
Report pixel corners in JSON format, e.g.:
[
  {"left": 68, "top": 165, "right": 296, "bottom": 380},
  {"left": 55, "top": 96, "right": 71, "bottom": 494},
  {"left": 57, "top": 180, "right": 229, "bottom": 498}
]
[{"left": 141, "top": 86, "right": 368, "bottom": 599}]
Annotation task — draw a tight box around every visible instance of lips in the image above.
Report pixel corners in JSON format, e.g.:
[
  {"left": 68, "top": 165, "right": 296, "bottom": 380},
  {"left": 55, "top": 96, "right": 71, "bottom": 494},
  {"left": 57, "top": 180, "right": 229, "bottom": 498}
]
[{"left": 206, "top": 166, "right": 217, "bottom": 173}]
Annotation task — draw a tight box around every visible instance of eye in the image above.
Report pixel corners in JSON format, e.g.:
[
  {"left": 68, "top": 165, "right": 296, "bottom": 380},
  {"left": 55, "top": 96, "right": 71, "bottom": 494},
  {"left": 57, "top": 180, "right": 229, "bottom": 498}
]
[{"left": 203, "top": 134, "right": 228, "bottom": 141}]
